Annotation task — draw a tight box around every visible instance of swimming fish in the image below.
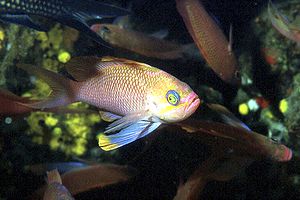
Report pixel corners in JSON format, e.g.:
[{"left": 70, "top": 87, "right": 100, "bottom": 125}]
[
  {"left": 176, "top": 119, "right": 292, "bottom": 162},
  {"left": 268, "top": 0, "right": 300, "bottom": 45},
  {"left": 17, "top": 56, "right": 200, "bottom": 151},
  {"left": 176, "top": 0, "right": 240, "bottom": 85},
  {"left": 34, "top": 164, "right": 135, "bottom": 198},
  {"left": 0, "top": 0, "right": 129, "bottom": 46},
  {"left": 61, "top": 164, "right": 135, "bottom": 195},
  {"left": 43, "top": 169, "right": 74, "bottom": 200},
  {"left": 91, "top": 23, "right": 197, "bottom": 60}
]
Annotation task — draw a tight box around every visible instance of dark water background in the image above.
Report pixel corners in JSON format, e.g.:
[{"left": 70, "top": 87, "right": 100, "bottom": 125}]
[{"left": 1, "top": 0, "right": 299, "bottom": 199}]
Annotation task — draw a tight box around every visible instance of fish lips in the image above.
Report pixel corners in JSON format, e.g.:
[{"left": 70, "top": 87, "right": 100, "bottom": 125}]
[{"left": 183, "top": 92, "right": 200, "bottom": 119}]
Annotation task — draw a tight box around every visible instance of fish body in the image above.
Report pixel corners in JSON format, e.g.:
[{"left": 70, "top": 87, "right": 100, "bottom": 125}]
[
  {"left": 61, "top": 164, "right": 135, "bottom": 195},
  {"left": 17, "top": 56, "right": 200, "bottom": 150},
  {"left": 176, "top": 0, "right": 240, "bottom": 85},
  {"left": 268, "top": 0, "right": 300, "bottom": 44},
  {"left": 0, "top": 0, "right": 129, "bottom": 45},
  {"left": 91, "top": 23, "right": 192, "bottom": 60},
  {"left": 44, "top": 169, "right": 74, "bottom": 200}
]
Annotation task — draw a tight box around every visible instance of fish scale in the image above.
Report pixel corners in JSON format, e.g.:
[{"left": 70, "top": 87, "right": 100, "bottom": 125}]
[
  {"left": 0, "top": 0, "right": 63, "bottom": 16},
  {"left": 0, "top": 0, "right": 129, "bottom": 45},
  {"left": 77, "top": 65, "right": 156, "bottom": 115}
]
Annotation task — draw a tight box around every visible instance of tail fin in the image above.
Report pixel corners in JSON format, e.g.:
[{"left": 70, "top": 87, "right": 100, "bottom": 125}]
[{"left": 17, "top": 64, "right": 79, "bottom": 109}]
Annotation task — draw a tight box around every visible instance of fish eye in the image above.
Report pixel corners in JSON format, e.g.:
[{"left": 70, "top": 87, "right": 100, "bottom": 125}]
[
  {"left": 101, "top": 26, "right": 111, "bottom": 34},
  {"left": 166, "top": 90, "right": 180, "bottom": 106},
  {"left": 235, "top": 70, "right": 241, "bottom": 79}
]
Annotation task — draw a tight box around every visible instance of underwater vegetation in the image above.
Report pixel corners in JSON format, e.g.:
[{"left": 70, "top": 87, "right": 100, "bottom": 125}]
[{"left": 0, "top": 0, "right": 300, "bottom": 199}]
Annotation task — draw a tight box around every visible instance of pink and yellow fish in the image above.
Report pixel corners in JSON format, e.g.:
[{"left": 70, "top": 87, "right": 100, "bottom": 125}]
[
  {"left": 17, "top": 57, "right": 200, "bottom": 151},
  {"left": 268, "top": 0, "right": 300, "bottom": 45}
]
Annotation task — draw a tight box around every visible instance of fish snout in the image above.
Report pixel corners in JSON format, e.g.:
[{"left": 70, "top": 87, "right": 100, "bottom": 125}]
[{"left": 184, "top": 92, "right": 200, "bottom": 118}]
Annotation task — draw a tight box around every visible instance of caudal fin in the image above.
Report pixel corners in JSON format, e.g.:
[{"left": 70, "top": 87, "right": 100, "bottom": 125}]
[{"left": 17, "top": 64, "right": 79, "bottom": 109}]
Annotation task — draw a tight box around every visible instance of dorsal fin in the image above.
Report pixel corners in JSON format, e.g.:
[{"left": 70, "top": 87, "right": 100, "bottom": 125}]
[
  {"left": 65, "top": 56, "right": 106, "bottom": 81},
  {"left": 101, "top": 56, "right": 160, "bottom": 72}
]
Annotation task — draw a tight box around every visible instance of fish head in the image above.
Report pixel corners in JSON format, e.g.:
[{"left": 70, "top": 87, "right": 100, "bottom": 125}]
[
  {"left": 147, "top": 76, "right": 200, "bottom": 123},
  {"left": 91, "top": 24, "right": 117, "bottom": 45}
]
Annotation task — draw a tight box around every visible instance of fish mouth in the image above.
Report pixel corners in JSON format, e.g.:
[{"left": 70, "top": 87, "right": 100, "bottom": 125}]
[{"left": 184, "top": 92, "right": 200, "bottom": 116}]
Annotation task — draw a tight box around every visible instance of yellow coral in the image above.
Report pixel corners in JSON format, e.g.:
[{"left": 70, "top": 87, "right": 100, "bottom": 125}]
[
  {"left": 279, "top": 99, "right": 288, "bottom": 113},
  {"left": 238, "top": 103, "right": 249, "bottom": 115},
  {"left": 58, "top": 51, "right": 71, "bottom": 63},
  {"left": 45, "top": 115, "right": 59, "bottom": 127},
  {"left": 0, "top": 30, "right": 5, "bottom": 41},
  {"left": 36, "top": 32, "right": 48, "bottom": 42}
]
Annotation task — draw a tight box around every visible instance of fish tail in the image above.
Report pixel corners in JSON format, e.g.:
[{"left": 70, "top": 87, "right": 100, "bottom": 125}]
[{"left": 17, "top": 64, "right": 80, "bottom": 109}]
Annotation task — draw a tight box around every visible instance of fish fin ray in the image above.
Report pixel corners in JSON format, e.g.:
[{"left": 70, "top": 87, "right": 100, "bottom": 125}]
[
  {"left": 207, "top": 103, "right": 250, "bottom": 131},
  {"left": 228, "top": 24, "right": 233, "bottom": 54},
  {"left": 67, "top": 1, "right": 129, "bottom": 20},
  {"left": 17, "top": 64, "right": 78, "bottom": 109},
  {"left": 99, "top": 111, "right": 122, "bottom": 122},
  {"left": 60, "top": 17, "right": 111, "bottom": 47},
  {"left": 150, "top": 29, "right": 169, "bottom": 39},
  {"left": 99, "top": 121, "right": 161, "bottom": 151},
  {"left": 62, "top": 1, "right": 129, "bottom": 46},
  {"left": 65, "top": 56, "right": 104, "bottom": 81},
  {"left": 104, "top": 111, "right": 150, "bottom": 133}
]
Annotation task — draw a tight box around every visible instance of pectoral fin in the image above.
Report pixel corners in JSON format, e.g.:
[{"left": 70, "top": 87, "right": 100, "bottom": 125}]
[
  {"left": 104, "top": 111, "right": 150, "bottom": 133},
  {"left": 98, "top": 121, "right": 161, "bottom": 151},
  {"left": 207, "top": 103, "right": 250, "bottom": 131},
  {"left": 99, "top": 111, "right": 121, "bottom": 122}
]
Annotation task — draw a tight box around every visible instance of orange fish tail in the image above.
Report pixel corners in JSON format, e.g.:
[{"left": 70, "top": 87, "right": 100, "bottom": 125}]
[{"left": 17, "top": 64, "right": 80, "bottom": 109}]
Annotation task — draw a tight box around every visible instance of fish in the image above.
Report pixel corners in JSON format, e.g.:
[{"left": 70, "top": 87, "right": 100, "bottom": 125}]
[
  {"left": 91, "top": 23, "right": 198, "bottom": 60},
  {"left": 176, "top": 0, "right": 240, "bottom": 85},
  {"left": 172, "top": 116, "right": 292, "bottom": 199},
  {"left": 34, "top": 164, "right": 136, "bottom": 199},
  {"left": 176, "top": 119, "right": 292, "bottom": 162},
  {"left": 268, "top": 0, "right": 300, "bottom": 45},
  {"left": 16, "top": 56, "right": 200, "bottom": 151},
  {"left": 43, "top": 169, "right": 74, "bottom": 200},
  {"left": 0, "top": 0, "right": 129, "bottom": 46},
  {"left": 61, "top": 164, "right": 135, "bottom": 195},
  {"left": 0, "top": 88, "right": 96, "bottom": 119}
]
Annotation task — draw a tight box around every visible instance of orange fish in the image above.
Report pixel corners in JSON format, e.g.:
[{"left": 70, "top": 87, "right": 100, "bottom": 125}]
[
  {"left": 176, "top": 0, "right": 240, "bottom": 85},
  {"left": 177, "top": 119, "right": 292, "bottom": 162},
  {"left": 17, "top": 56, "right": 200, "bottom": 150},
  {"left": 91, "top": 23, "right": 196, "bottom": 60},
  {"left": 172, "top": 115, "right": 291, "bottom": 199}
]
